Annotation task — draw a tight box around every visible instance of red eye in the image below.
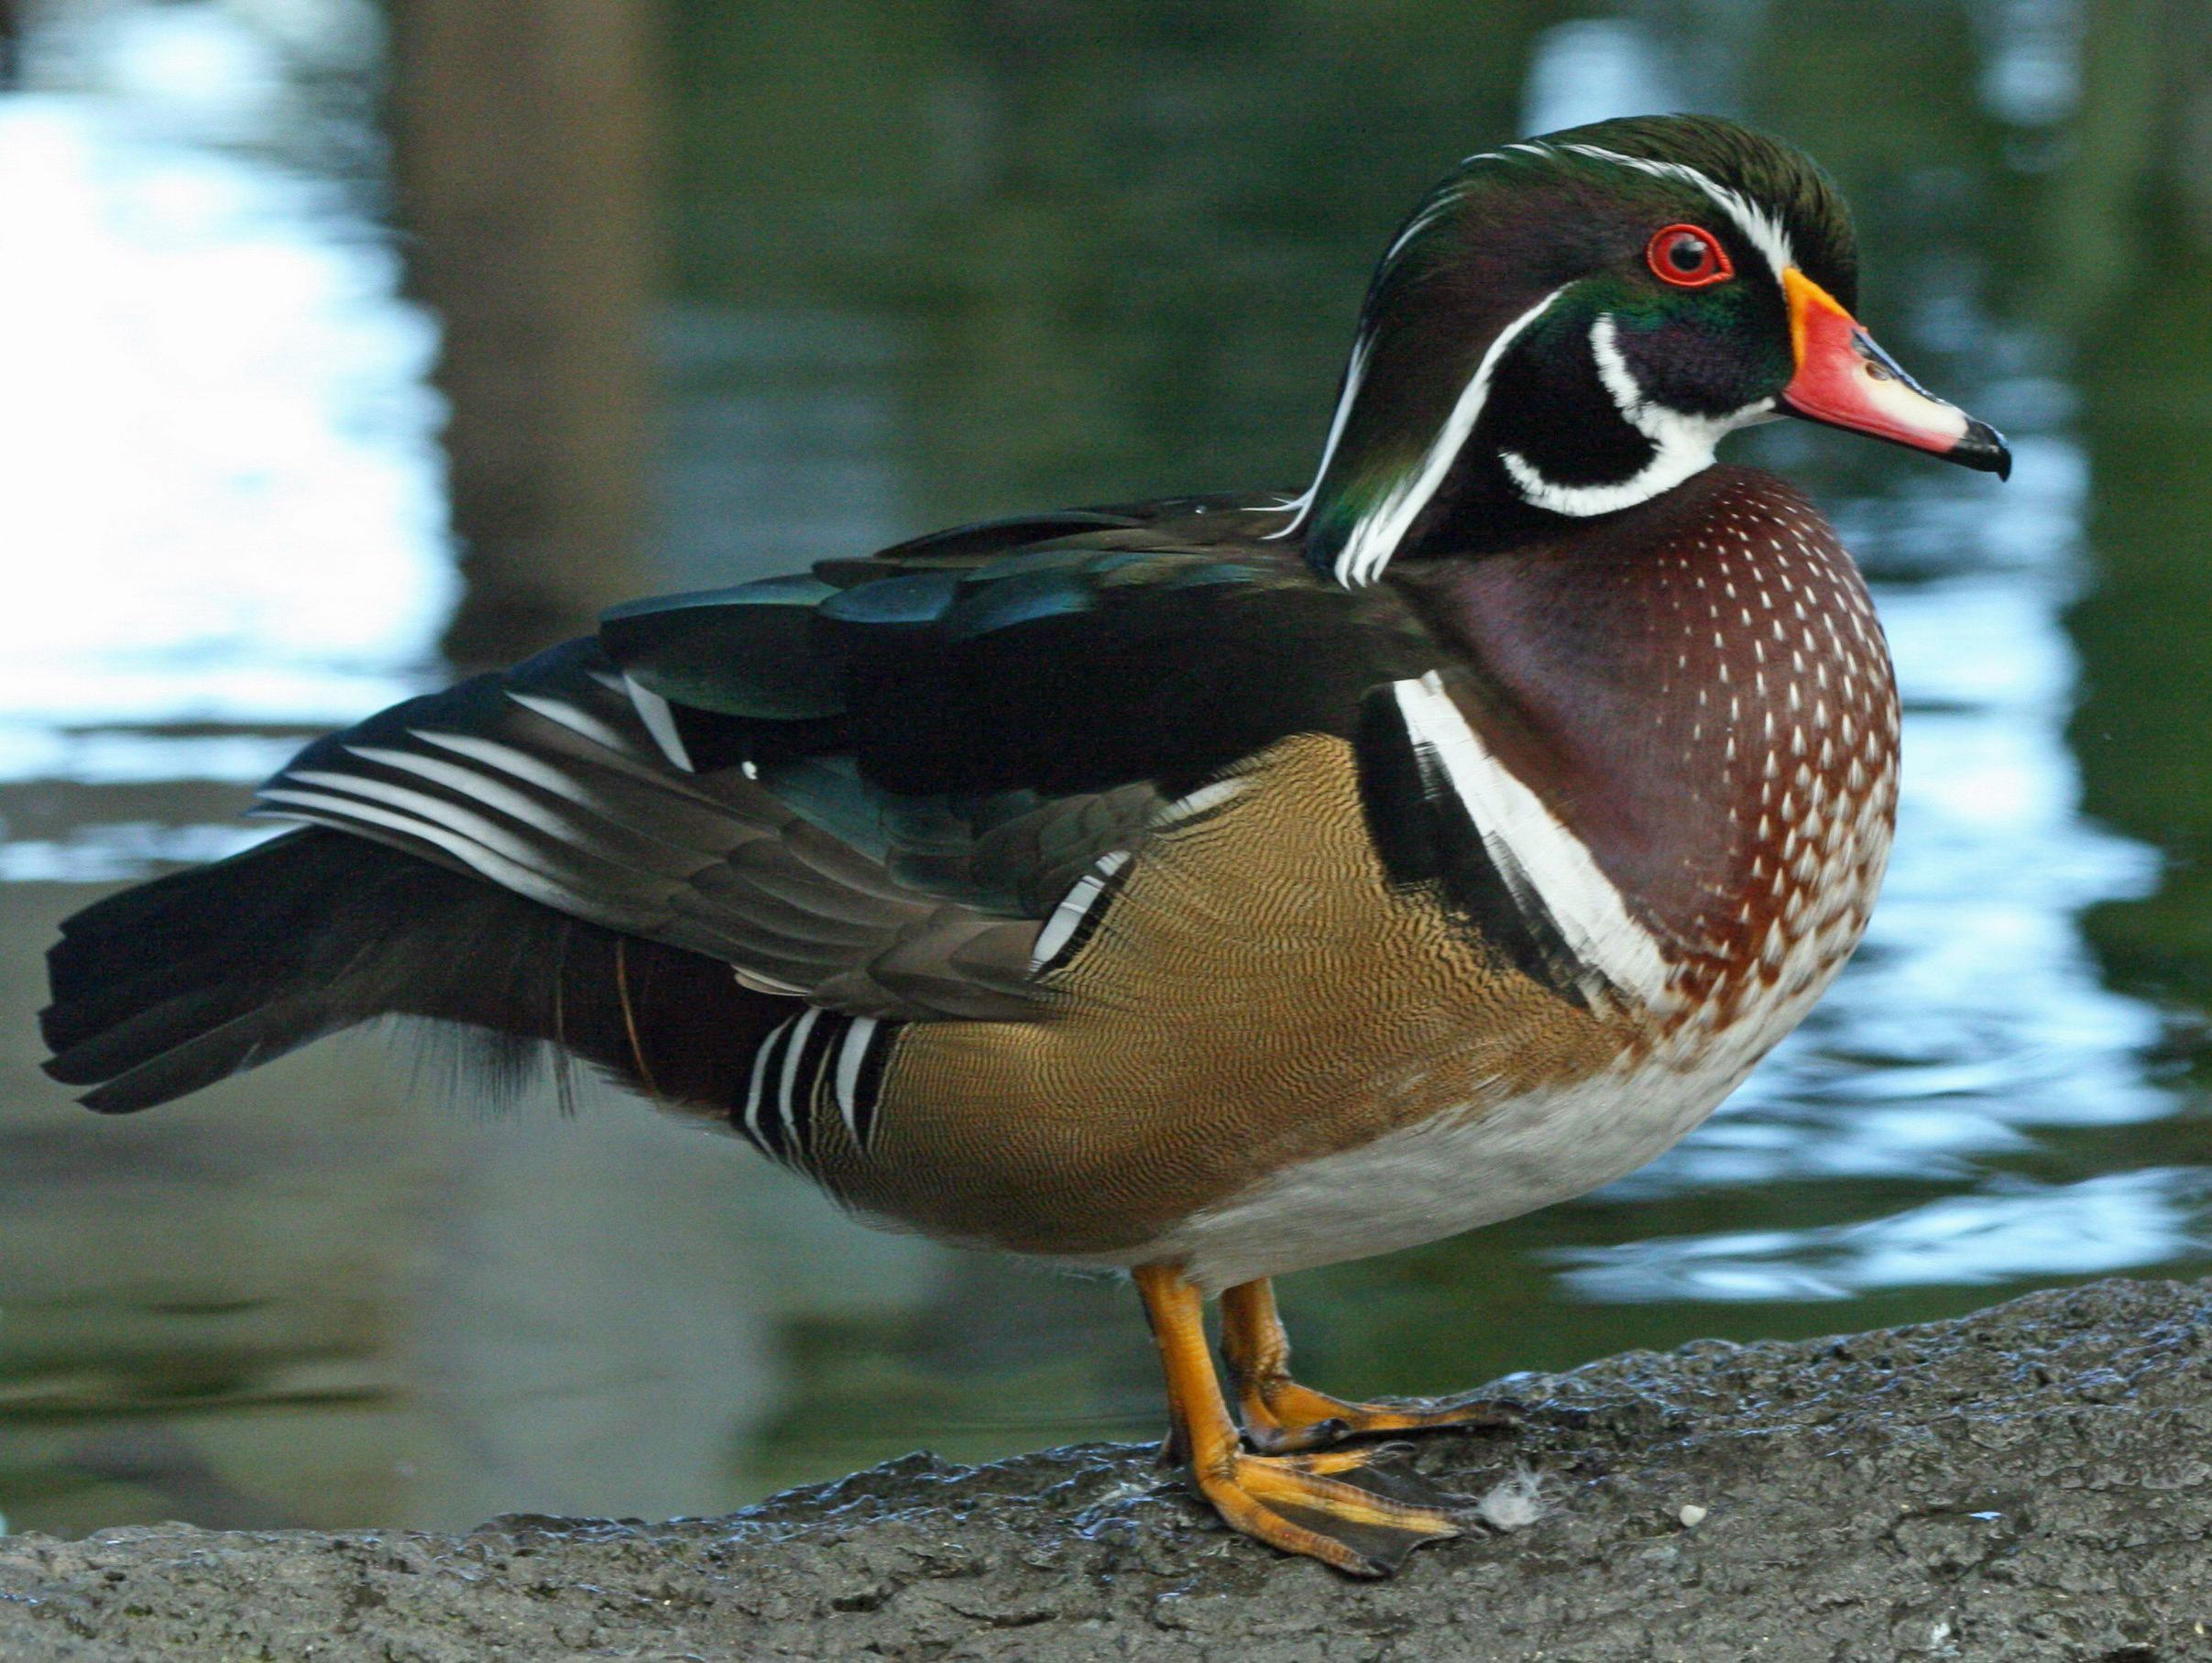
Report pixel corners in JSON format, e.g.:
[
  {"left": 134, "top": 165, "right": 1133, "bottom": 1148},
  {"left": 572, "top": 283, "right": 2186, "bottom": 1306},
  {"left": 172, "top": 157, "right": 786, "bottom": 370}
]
[{"left": 1646, "top": 224, "right": 1733, "bottom": 288}]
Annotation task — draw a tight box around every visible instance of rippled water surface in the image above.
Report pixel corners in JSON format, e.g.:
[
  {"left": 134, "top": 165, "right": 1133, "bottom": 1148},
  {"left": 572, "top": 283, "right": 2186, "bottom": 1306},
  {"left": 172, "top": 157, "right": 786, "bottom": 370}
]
[{"left": 3, "top": 0, "right": 2208, "bottom": 1535}]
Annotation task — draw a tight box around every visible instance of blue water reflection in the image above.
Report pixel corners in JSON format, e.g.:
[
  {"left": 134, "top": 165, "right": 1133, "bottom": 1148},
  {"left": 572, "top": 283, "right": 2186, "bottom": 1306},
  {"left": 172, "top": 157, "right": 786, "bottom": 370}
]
[{"left": 1557, "top": 1167, "right": 2212, "bottom": 1301}]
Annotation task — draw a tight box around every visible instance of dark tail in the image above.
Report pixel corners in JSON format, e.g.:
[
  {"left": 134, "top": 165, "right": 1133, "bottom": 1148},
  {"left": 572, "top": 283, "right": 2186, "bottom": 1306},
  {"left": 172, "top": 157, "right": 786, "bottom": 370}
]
[{"left": 42, "top": 826, "right": 794, "bottom": 1116}]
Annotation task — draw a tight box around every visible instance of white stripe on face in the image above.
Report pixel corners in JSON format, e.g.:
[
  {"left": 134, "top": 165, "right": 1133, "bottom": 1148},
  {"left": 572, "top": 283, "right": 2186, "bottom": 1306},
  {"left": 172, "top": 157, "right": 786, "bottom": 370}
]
[
  {"left": 1558, "top": 143, "right": 1798, "bottom": 284},
  {"left": 1288, "top": 138, "right": 1801, "bottom": 581}
]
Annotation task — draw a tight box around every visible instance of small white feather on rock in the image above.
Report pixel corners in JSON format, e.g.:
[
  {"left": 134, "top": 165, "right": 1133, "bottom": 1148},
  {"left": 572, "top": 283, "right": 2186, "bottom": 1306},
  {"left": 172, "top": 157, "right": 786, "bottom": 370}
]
[{"left": 1474, "top": 1465, "right": 1556, "bottom": 1532}]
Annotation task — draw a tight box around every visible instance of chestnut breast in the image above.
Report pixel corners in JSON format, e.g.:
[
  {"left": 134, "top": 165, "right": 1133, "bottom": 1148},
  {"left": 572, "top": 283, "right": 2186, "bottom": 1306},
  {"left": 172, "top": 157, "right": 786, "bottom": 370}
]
[{"left": 1394, "top": 464, "right": 1900, "bottom": 1018}]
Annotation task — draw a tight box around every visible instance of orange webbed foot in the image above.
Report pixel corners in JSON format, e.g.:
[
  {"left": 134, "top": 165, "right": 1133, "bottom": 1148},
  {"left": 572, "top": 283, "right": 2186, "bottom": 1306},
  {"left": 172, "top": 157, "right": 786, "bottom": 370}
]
[
  {"left": 1134, "top": 1263, "right": 1469, "bottom": 1577},
  {"left": 1220, "top": 1279, "right": 1524, "bottom": 1454},
  {"left": 1194, "top": 1441, "right": 1464, "bottom": 1577}
]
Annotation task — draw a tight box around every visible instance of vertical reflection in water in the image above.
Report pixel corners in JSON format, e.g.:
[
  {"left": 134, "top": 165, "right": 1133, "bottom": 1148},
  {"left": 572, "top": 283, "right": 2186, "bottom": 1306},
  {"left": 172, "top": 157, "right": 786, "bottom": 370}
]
[
  {"left": 1520, "top": 16, "right": 1679, "bottom": 135},
  {"left": 386, "top": 0, "right": 655, "bottom": 668},
  {"left": 656, "top": 304, "right": 906, "bottom": 590},
  {"left": 0, "top": 0, "right": 445, "bottom": 1539},
  {"left": 2064, "top": 4, "right": 2212, "bottom": 1023},
  {"left": 1977, "top": 0, "right": 2086, "bottom": 129}
]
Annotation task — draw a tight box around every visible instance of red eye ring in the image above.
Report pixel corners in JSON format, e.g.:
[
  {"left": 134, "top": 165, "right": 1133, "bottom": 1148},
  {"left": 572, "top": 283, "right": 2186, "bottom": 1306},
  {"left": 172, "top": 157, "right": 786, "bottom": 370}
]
[{"left": 1646, "top": 224, "right": 1734, "bottom": 288}]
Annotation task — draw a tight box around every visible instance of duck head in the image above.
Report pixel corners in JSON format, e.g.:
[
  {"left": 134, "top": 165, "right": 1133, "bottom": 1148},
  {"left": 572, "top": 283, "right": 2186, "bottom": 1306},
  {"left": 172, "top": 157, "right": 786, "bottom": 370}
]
[{"left": 1287, "top": 114, "right": 2009, "bottom": 585}]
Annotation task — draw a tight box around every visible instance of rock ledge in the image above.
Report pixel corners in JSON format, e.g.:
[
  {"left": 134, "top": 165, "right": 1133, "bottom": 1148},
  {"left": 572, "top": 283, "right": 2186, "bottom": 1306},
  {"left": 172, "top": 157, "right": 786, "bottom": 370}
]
[{"left": 5, "top": 1275, "right": 2209, "bottom": 1661}]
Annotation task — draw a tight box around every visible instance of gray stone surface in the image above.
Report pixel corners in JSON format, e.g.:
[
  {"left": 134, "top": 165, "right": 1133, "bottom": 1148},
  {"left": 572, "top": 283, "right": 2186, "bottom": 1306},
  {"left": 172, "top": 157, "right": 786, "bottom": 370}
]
[{"left": 4, "top": 1275, "right": 2210, "bottom": 1662}]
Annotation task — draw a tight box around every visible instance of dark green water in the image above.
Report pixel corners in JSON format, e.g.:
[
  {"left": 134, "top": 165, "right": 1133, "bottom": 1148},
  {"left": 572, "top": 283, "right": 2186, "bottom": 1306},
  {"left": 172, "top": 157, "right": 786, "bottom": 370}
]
[{"left": 3, "top": 0, "right": 2208, "bottom": 1535}]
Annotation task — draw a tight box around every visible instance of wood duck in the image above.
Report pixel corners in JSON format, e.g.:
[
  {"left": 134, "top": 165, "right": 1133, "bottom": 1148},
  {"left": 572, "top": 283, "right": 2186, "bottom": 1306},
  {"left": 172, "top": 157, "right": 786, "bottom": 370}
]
[{"left": 43, "top": 115, "right": 2007, "bottom": 1576}]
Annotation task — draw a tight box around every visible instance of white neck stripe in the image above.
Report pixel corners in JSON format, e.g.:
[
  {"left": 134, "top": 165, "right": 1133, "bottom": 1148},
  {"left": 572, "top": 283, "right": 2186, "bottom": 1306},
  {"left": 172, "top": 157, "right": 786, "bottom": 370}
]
[
  {"left": 1266, "top": 330, "right": 1375, "bottom": 540},
  {"left": 1327, "top": 286, "right": 1569, "bottom": 586}
]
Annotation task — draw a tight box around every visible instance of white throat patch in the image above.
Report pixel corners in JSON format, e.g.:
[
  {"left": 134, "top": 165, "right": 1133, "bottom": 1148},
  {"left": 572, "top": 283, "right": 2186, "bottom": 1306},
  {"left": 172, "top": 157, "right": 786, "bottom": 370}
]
[{"left": 1500, "top": 313, "right": 1774, "bottom": 519}]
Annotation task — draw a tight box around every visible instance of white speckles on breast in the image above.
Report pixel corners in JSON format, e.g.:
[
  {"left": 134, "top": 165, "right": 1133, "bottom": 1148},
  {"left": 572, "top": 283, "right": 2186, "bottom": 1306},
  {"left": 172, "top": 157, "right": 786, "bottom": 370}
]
[{"left": 1635, "top": 476, "right": 1900, "bottom": 1036}]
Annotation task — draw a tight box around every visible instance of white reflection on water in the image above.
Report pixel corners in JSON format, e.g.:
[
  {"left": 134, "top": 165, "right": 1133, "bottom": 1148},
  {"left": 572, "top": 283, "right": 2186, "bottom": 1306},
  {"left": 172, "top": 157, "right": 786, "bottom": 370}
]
[
  {"left": 0, "top": 728, "right": 308, "bottom": 784},
  {"left": 0, "top": 0, "right": 447, "bottom": 736},
  {"left": 0, "top": 0, "right": 447, "bottom": 890},
  {"left": 1557, "top": 1169, "right": 2212, "bottom": 1303},
  {"left": 0, "top": 820, "right": 276, "bottom": 882}
]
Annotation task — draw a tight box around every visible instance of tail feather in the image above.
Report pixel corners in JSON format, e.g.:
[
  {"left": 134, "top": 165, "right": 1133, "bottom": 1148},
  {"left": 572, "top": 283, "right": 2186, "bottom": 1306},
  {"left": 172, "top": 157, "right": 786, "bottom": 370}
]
[
  {"left": 43, "top": 826, "right": 794, "bottom": 1116},
  {"left": 43, "top": 836, "right": 331, "bottom": 1053}
]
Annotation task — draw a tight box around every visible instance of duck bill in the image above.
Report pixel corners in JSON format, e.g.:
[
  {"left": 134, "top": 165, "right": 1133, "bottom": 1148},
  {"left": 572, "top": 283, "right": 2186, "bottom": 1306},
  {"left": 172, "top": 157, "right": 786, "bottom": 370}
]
[{"left": 1778, "top": 268, "right": 2010, "bottom": 478}]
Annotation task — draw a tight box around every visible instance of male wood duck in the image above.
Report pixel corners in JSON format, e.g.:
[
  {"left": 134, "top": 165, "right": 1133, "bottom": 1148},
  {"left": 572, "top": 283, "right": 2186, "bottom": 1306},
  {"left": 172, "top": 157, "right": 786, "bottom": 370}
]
[{"left": 43, "top": 115, "right": 2006, "bottom": 1576}]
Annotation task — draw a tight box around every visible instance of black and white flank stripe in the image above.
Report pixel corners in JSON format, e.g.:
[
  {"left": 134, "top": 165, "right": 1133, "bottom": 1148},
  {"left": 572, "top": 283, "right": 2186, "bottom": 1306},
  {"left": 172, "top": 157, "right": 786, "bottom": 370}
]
[
  {"left": 1026, "top": 848, "right": 1134, "bottom": 976},
  {"left": 1357, "top": 673, "right": 1671, "bottom": 1009},
  {"left": 738, "top": 1008, "right": 900, "bottom": 1166}
]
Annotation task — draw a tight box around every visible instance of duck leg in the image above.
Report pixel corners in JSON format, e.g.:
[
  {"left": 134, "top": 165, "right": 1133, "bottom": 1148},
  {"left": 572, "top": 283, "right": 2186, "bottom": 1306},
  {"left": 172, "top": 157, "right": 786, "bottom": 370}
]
[
  {"left": 1133, "top": 1263, "right": 1462, "bottom": 1576},
  {"left": 1219, "top": 1278, "right": 1523, "bottom": 1456}
]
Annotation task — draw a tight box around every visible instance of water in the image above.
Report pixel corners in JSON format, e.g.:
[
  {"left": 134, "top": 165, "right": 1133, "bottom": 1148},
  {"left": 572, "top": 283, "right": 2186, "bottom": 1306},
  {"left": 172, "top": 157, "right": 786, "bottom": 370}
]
[{"left": 3, "top": 0, "right": 2208, "bottom": 1536}]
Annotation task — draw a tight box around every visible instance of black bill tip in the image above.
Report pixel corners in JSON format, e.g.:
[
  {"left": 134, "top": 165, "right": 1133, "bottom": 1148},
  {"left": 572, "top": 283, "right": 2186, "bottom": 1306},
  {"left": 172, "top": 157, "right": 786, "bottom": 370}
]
[{"left": 1952, "top": 418, "right": 2012, "bottom": 481}]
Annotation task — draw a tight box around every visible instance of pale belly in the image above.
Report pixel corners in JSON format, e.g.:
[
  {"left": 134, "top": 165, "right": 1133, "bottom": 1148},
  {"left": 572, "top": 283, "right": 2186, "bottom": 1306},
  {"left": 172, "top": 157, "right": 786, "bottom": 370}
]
[{"left": 1092, "top": 1034, "right": 1759, "bottom": 1291}]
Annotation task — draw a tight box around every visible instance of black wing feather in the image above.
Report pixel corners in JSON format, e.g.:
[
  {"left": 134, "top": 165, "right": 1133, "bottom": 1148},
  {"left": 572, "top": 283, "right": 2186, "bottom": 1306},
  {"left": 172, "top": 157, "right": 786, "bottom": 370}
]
[
  {"left": 43, "top": 497, "right": 1446, "bottom": 1116},
  {"left": 42, "top": 826, "right": 790, "bottom": 1114}
]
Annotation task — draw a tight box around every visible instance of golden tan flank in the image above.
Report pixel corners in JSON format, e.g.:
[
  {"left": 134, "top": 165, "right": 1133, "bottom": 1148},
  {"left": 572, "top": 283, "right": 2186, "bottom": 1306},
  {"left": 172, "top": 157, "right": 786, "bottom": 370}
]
[{"left": 811, "top": 731, "right": 1634, "bottom": 1257}]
